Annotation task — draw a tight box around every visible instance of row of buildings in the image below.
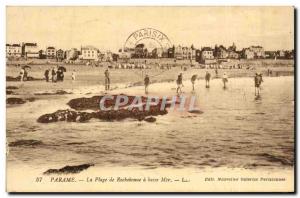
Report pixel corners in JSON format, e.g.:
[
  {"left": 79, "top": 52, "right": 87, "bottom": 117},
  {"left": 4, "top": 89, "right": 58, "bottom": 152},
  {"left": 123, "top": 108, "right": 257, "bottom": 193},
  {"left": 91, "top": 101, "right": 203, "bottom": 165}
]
[
  {"left": 6, "top": 42, "right": 294, "bottom": 63},
  {"left": 6, "top": 43, "right": 39, "bottom": 58},
  {"left": 192, "top": 44, "right": 293, "bottom": 63},
  {"left": 122, "top": 42, "right": 294, "bottom": 63},
  {"left": 122, "top": 44, "right": 196, "bottom": 60},
  {"left": 6, "top": 43, "right": 114, "bottom": 62}
]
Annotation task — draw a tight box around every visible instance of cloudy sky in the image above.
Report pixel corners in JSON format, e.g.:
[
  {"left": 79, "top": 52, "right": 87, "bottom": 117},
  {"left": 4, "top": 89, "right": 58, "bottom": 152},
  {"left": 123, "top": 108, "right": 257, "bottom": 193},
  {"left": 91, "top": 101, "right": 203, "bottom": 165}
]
[{"left": 6, "top": 6, "right": 294, "bottom": 52}]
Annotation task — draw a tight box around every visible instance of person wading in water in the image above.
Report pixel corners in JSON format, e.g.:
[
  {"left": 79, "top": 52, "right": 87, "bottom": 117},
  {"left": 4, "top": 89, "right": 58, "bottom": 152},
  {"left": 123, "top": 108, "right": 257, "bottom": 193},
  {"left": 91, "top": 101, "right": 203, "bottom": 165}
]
[
  {"left": 176, "top": 73, "right": 183, "bottom": 95},
  {"left": 254, "top": 72, "right": 263, "bottom": 96},
  {"left": 104, "top": 69, "right": 110, "bottom": 91},
  {"left": 144, "top": 74, "right": 150, "bottom": 94},
  {"left": 72, "top": 69, "right": 76, "bottom": 82},
  {"left": 222, "top": 72, "right": 228, "bottom": 89},
  {"left": 191, "top": 74, "right": 197, "bottom": 92},
  {"left": 215, "top": 68, "right": 218, "bottom": 77},
  {"left": 205, "top": 71, "right": 211, "bottom": 88}
]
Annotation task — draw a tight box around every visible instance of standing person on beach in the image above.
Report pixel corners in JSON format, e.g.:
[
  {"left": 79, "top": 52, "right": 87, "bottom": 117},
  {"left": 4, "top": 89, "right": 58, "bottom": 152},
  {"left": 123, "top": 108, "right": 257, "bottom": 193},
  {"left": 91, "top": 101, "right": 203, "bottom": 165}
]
[
  {"left": 23, "top": 67, "right": 28, "bottom": 81},
  {"left": 19, "top": 68, "right": 25, "bottom": 82},
  {"left": 72, "top": 70, "right": 76, "bottom": 82},
  {"left": 104, "top": 69, "right": 110, "bottom": 91},
  {"left": 56, "top": 68, "right": 62, "bottom": 81},
  {"left": 57, "top": 66, "right": 65, "bottom": 82},
  {"left": 267, "top": 69, "right": 272, "bottom": 76},
  {"left": 176, "top": 73, "right": 183, "bottom": 94},
  {"left": 191, "top": 74, "right": 197, "bottom": 92},
  {"left": 144, "top": 74, "right": 150, "bottom": 94},
  {"left": 215, "top": 68, "right": 218, "bottom": 77},
  {"left": 254, "top": 73, "right": 263, "bottom": 96},
  {"left": 44, "top": 69, "right": 49, "bottom": 82},
  {"left": 205, "top": 71, "right": 211, "bottom": 88},
  {"left": 51, "top": 66, "right": 57, "bottom": 83},
  {"left": 222, "top": 72, "right": 228, "bottom": 89}
]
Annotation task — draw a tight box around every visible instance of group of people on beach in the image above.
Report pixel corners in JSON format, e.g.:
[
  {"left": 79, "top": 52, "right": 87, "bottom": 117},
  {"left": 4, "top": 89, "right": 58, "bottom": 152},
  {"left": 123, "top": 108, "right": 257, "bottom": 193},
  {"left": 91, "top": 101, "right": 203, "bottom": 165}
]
[
  {"left": 143, "top": 71, "right": 229, "bottom": 96},
  {"left": 17, "top": 64, "right": 264, "bottom": 97},
  {"left": 44, "top": 66, "right": 64, "bottom": 83},
  {"left": 43, "top": 65, "right": 76, "bottom": 83},
  {"left": 148, "top": 71, "right": 262, "bottom": 96},
  {"left": 175, "top": 72, "right": 229, "bottom": 95},
  {"left": 102, "top": 67, "right": 264, "bottom": 96}
]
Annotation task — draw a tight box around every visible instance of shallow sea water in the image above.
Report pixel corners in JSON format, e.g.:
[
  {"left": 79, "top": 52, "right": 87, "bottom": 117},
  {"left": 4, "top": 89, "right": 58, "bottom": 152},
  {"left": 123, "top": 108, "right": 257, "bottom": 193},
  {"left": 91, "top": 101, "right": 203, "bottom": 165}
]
[{"left": 7, "top": 76, "right": 294, "bottom": 170}]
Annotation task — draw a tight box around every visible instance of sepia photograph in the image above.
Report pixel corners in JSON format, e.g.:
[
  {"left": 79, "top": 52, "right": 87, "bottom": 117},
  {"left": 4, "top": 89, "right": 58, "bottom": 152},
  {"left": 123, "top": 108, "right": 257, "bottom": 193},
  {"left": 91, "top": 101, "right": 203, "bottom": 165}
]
[{"left": 5, "top": 6, "right": 295, "bottom": 192}]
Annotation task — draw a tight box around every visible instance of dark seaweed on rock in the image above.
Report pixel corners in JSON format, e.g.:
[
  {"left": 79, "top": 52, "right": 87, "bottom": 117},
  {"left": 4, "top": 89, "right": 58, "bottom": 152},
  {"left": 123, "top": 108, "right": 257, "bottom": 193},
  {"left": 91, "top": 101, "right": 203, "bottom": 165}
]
[
  {"left": 93, "top": 105, "right": 168, "bottom": 121},
  {"left": 37, "top": 109, "right": 93, "bottom": 123},
  {"left": 144, "top": 116, "right": 156, "bottom": 123},
  {"left": 6, "top": 90, "right": 14, "bottom": 95},
  {"left": 26, "top": 97, "right": 36, "bottom": 102},
  {"left": 6, "top": 76, "right": 43, "bottom": 82},
  {"left": 6, "top": 86, "right": 18, "bottom": 90},
  {"left": 7, "top": 97, "right": 26, "bottom": 104},
  {"left": 67, "top": 94, "right": 149, "bottom": 111},
  {"left": 38, "top": 95, "right": 171, "bottom": 123},
  {"left": 9, "top": 139, "right": 43, "bottom": 147},
  {"left": 7, "top": 97, "right": 36, "bottom": 104},
  {"left": 67, "top": 96, "right": 104, "bottom": 111},
  {"left": 43, "top": 164, "right": 94, "bottom": 175},
  {"left": 188, "top": 109, "right": 204, "bottom": 114},
  {"left": 37, "top": 106, "right": 167, "bottom": 123}
]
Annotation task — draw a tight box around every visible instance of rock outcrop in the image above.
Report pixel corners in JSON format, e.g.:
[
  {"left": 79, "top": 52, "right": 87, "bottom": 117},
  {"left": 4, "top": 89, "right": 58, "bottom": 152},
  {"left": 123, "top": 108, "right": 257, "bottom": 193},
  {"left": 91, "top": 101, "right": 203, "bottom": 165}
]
[
  {"left": 6, "top": 76, "right": 43, "bottom": 82},
  {"left": 38, "top": 95, "right": 170, "bottom": 123},
  {"left": 43, "top": 164, "right": 94, "bottom": 175},
  {"left": 7, "top": 97, "right": 26, "bottom": 104},
  {"left": 9, "top": 139, "right": 43, "bottom": 147}
]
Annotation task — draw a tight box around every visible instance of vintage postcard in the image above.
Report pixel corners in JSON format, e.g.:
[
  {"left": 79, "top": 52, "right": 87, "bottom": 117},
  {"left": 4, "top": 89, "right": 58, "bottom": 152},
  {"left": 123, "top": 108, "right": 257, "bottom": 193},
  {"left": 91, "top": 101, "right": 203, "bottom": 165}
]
[{"left": 6, "top": 6, "right": 294, "bottom": 192}]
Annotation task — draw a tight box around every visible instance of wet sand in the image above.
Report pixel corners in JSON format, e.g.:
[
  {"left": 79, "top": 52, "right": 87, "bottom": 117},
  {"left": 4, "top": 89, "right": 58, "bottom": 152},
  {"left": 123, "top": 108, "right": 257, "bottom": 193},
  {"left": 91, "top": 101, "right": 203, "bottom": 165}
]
[{"left": 6, "top": 61, "right": 294, "bottom": 94}]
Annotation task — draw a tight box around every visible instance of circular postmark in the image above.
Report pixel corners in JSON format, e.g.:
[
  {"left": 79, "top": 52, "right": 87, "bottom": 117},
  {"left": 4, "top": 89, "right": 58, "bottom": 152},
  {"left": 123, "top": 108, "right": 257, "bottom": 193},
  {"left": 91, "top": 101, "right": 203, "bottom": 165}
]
[{"left": 123, "top": 28, "right": 172, "bottom": 51}]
